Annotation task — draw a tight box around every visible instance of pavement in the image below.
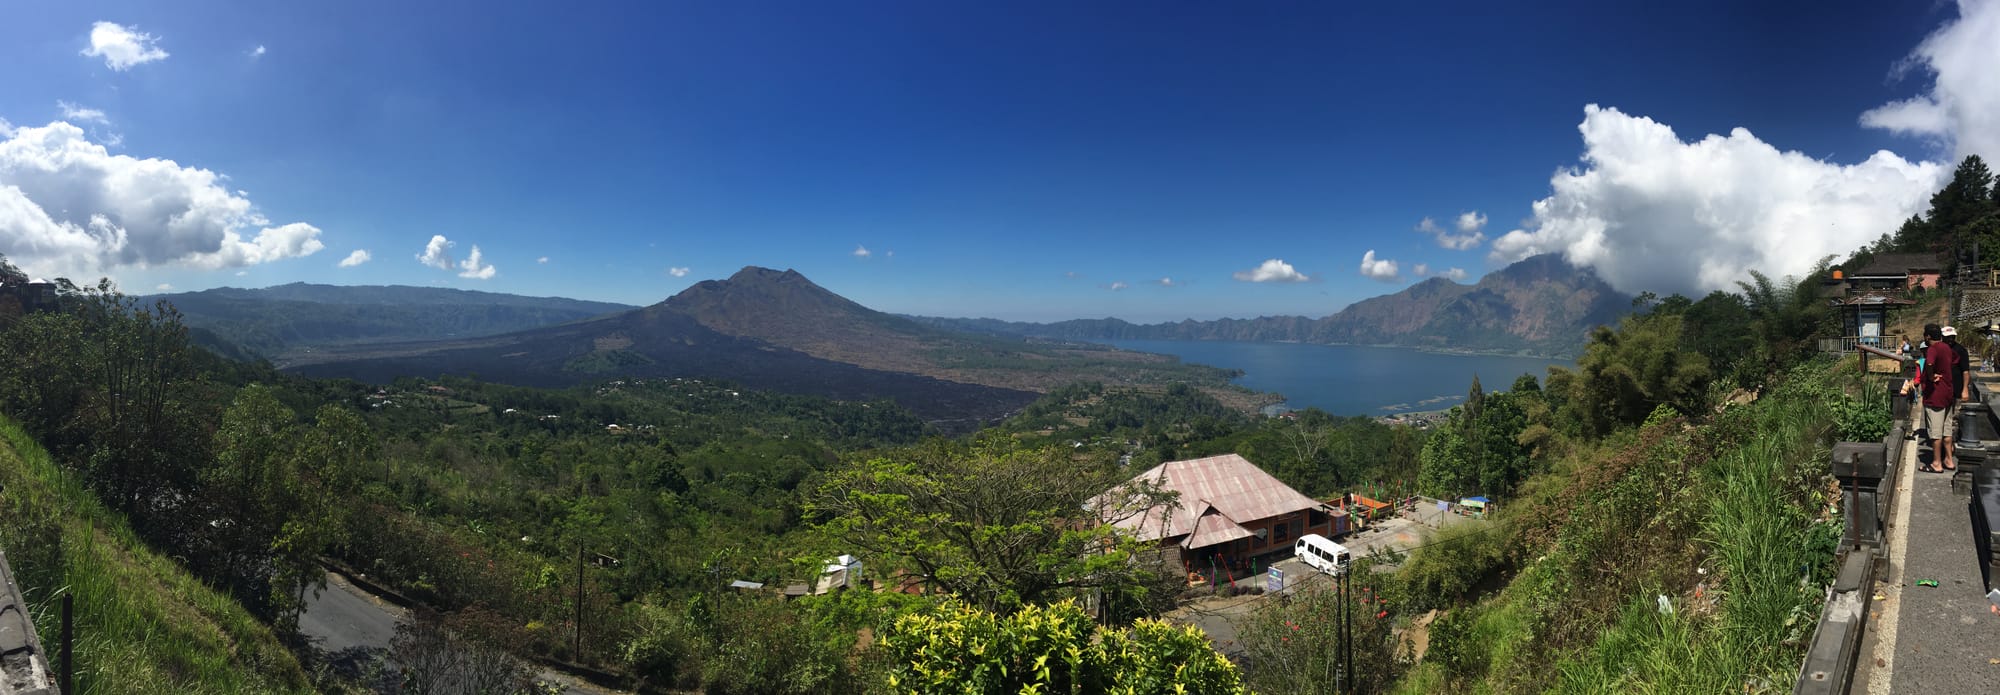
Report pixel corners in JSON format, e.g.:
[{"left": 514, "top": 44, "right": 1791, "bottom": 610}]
[
  {"left": 1855, "top": 433, "right": 2000, "bottom": 693},
  {"left": 299, "top": 570, "right": 625, "bottom": 694}
]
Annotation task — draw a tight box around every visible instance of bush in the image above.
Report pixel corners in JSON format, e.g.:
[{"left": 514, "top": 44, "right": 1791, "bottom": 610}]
[{"left": 878, "top": 599, "right": 1245, "bottom": 694}]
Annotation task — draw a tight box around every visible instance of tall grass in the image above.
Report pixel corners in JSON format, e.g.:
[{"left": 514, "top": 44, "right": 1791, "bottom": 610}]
[
  {"left": 0, "top": 415, "right": 310, "bottom": 694},
  {"left": 1551, "top": 365, "right": 1839, "bottom": 693}
]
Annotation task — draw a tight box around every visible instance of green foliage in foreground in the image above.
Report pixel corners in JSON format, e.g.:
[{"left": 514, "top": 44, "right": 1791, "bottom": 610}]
[
  {"left": 0, "top": 415, "right": 310, "bottom": 694},
  {"left": 1387, "top": 362, "right": 1847, "bottom": 693},
  {"left": 879, "top": 600, "right": 1246, "bottom": 695}
]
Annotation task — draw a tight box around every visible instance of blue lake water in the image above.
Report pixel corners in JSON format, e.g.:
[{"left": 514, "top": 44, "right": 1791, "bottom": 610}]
[{"left": 1103, "top": 339, "right": 1573, "bottom": 416}]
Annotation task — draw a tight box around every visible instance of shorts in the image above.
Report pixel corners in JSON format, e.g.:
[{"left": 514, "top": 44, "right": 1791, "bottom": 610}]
[{"left": 1923, "top": 404, "right": 1956, "bottom": 440}]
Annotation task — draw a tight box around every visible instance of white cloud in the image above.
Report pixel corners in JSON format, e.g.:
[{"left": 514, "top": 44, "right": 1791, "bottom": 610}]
[
  {"left": 1860, "top": 0, "right": 2000, "bottom": 161},
  {"left": 0, "top": 118, "right": 13, "bottom": 138},
  {"left": 0, "top": 121, "right": 323, "bottom": 279},
  {"left": 1416, "top": 216, "right": 1486, "bottom": 250},
  {"left": 852, "top": 244, "right": 871, "bottom": 258},
  {"left": 1412, "top": 263, "right": 1469, "bottom": 282},
  {"left": 1456, "top": 211, "right": 1488, "bottom": 234},
  {"left": 250, "top": 45, "right": 267, "bottom": 59},
  {"left": 155, "top": 283, "right": 171, "bottom": 291},
  {"left": 1358, "top": 250, "right": 1400, "bottom": 282},
  {"left": 1489, "top": 105, "right": 1944, "bottom": 297},
  {"left": 457, "top": 245, "right": 496, "bottom": 279},
  {"left": 417, "top": 235, "right": 454, "bottom": 269},
  {"left": 337, "top": 249, "right": 371, "bottom": 267},
  {"left": 234, "top": 270, "right": 247, "bottom": 277},
  {"left": 56, "top": 101, "right": 108, "bottom": 125},
  {"left": 1108, "top": 281, "right": 1128, "bottom": 291},
  {"left": 536, "top": 256, "right": 549, "bottom": 264},
  {"left": 886, "top": 250, "right": 895, "bottom": 258},
  {"left": 1233, "top": 259, "right": 1311, "bottom": 283},
  {"left": 1157, "top": 277, "right": 1176, "bottom": 287},
  {"left": 82, "top": 22, "right": 169, "bottom": 71},
  {"left": 668, "top": 266, "right": 690, "bottom": 277}
]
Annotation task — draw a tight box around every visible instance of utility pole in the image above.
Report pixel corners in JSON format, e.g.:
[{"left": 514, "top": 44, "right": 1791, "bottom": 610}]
[
  {"left": 1335, "top": 571, "right": 1347, "bottom": 695},
  {"left": 574, "top": 545, "right": 584, "bottom": 660}
]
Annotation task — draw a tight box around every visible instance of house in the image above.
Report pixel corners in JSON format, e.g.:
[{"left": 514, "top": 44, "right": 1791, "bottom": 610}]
[
  {"left": 0, "top": 279, "right": 58, "bottom": 317},
  {"left": 1836, "top": 253, "right": 1944, "bottom": 294},
  {"left": 1823, "top": 293, "right": 1917, "bottom": 354},
  {"left": 1096, "top": 453, "right": 1341, "bottom": 576}
]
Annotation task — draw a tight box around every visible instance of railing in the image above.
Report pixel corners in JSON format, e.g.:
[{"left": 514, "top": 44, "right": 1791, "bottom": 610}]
[{"left": 1817, "top": 336, "right": 1890, "bottom": 355}]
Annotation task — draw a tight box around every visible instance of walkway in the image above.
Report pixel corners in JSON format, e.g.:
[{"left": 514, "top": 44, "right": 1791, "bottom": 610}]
[{"left": 1853, "top": 427, "right": 2000, "bottom": 692}]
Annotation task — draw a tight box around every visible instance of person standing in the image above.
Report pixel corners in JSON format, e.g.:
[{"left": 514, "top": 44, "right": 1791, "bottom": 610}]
[
  {"left": 1907, "top": 324, "right": 1960, "bottom": 472},
  {"left": 1946, "top": 325, "right": 1972, "bottom": 402}
]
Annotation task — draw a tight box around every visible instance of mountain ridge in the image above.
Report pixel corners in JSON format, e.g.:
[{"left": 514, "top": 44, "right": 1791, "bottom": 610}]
[{"left": 911, "top": 253, "right": 1628, "bottom": 357}]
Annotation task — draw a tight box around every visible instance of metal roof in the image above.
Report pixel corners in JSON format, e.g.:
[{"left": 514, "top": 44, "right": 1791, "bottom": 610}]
[{"left": 1101, "top": 453, "right": 1327, "bottom": 545}]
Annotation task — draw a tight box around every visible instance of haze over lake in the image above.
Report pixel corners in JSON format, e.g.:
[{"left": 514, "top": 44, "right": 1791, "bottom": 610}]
[{"left": 1104, "top": 339, "right": 1572, "bottom": 416}]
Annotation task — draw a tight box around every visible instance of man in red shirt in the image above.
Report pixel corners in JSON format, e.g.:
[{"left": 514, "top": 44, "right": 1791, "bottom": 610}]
[{"left": 1914, "top": 323, "right": 1961, "bottom": 472}]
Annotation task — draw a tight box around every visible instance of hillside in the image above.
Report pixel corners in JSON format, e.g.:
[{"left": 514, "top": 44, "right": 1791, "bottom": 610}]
[
  {"left": 148, "top": 283, "right": 635, "bottom": 358},
  {"left": 0, "top": 416, "right": 311, "bottom": 694},
  {"left": 914, "top": 253, "right": 1630, "bottom": 357},
  {"left": 285, "top": 267, "right": 1258, "bottom": 425}
]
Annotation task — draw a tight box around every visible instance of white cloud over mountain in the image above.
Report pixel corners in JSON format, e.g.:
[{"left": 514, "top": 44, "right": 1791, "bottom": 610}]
[
  {"left": 1417, "top": 215, "right": 1485, "bottom": 250},
  {"left": 338, "top": 249, "right": 371, "bottom": 267},
  {"left": 1357, "top": 250, "right": 1399, "bottom": 281},
  {"left": 1860, "top": 0, "right": 2000, "bottom": 161},
  {"left": 82, "top": 22, "right": 169, "bottom": 71},
  {"left": 417, "top": 235, "right": 454, "bottom": 269},
  {"left": 457, "top": 246, "right": 495, "bottom": 279},
  {"left": 668, "top": 266, "right": 689, "bottom": 277},
  {"left": 0, "top": 121, "right": 323, "bottom": 279},
  {"left": 1488, "top": 105, "right": 1943, "bottom": 297},
  {"left": 1234, "top": 258, "right": 1311, "bottom": 283}
]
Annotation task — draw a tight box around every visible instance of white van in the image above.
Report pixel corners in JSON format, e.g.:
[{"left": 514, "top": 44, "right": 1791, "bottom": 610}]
[{"left": 1294, "top": 533, "right": 1351, "bottom": 576}]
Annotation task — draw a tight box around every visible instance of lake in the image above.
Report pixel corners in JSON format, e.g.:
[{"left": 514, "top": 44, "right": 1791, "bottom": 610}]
[{"left": 1103, "top": 339, "right": 1573, "bottom": 416}]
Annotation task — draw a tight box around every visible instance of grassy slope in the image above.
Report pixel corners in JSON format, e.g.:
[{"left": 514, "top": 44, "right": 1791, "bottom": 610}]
[
  {"left": 1391, "top": 364, "right": 1844, "bottom": 693},
  {"left": 0, "top": 416, "right": 310, "bottom": 694}
]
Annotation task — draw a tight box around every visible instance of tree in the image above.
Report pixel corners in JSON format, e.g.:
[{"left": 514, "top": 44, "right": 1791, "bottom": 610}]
[
  {"left": 1559, "top": 315, "right": 1713, "bottom": 437},
  {"left": 811, "top": 443, "right": 1173, "bottom": 613},
  {"left": 1239, "top": 578, "right": 1398, "bottom": 694},
  {"left": 878, "top": 600, "right": 1245, "bottom": 694}
]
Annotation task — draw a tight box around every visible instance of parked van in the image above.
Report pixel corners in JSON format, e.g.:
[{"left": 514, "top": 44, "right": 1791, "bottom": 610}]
[{"left": 1294, "top": 533, "right": 1350, "bottom": 576}]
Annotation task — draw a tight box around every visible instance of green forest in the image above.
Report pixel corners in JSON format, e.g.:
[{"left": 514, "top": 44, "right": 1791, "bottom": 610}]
[{"left": 0, "top": 155, "right": 1993, "bottom": 693}]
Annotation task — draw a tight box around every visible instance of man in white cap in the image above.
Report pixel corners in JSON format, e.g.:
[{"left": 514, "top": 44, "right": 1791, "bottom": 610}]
[{"left": 1946, "top": 325, "right": 1971, "bottom": 402}]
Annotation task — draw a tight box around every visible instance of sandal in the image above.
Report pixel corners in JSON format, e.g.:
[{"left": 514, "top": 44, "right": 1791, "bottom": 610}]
[{"left": 1921, "top": 464, "right": 1944, "bottom": 473}]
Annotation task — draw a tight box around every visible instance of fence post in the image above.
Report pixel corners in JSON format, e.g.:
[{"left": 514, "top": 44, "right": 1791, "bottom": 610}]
[{"left": 59, "top": 593, "right": 71, "bottom": 695}]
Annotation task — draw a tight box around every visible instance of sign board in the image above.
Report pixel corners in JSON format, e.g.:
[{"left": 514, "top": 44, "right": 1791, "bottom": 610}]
[{"left": 1267, "top": 566, "right": 1285, "bottom": 592}]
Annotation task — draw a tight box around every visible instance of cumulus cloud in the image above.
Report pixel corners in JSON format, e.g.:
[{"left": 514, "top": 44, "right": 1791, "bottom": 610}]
[
  {"left": 668, "top": 266, "right": 690, "bottom": 277},
  {"left": 56, "top": 101, "right": 108, "bottom": 125},
  {"left": 1416, "top": 216, "right": 1485, "bottom": 250},
  {"left": 337, "top": 249, "right": 371, "bottom": 267},
  {"left": 250, "top": 45, "right": 267, "bottom": 59},
  {"left": 852, "top": 244, "right": 871, "bottom": 258},
  {"left": 1233, "top": 259, "right": 1311, "bottom": 283},
  {"left": 1489, "top": 105, "right": 1943, "bottom": 297},
  {"left": 82, "top": 22, "right": 169, "bottom": 71},
  {"left": 0, "top": 121, "right": 323, "bottom": 278},
  {"left": 1412, "top": 263, "right": 1470, "bottom": 282},
  {"left": 417, "top": 235, "right": 454, "bottom": 269},
  {"left": 457, "top": 246, "right": 496, "bottom": 279},
  {"left": 1860, "top": 0, "right": 2000, "bottom": 161},
  {"left": 1358, "top": 250, "right": 1400, "bottom": 281}
]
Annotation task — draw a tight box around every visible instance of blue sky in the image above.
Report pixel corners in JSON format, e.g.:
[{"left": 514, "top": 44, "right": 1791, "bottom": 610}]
[{"left": 1, "top": 1, "right": 1991, "bottom": 321}]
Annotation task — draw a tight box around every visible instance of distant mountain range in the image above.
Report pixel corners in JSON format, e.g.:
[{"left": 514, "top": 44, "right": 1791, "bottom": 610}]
[
  {"left": 149, "top": 283, "right": 634, "bottom": 358},
  {"left": 913, "top": 254, "right": 1628, "bottom": 357},
  {"left": 277, "top": 268, "right": 1250, "bottom": 427}
]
